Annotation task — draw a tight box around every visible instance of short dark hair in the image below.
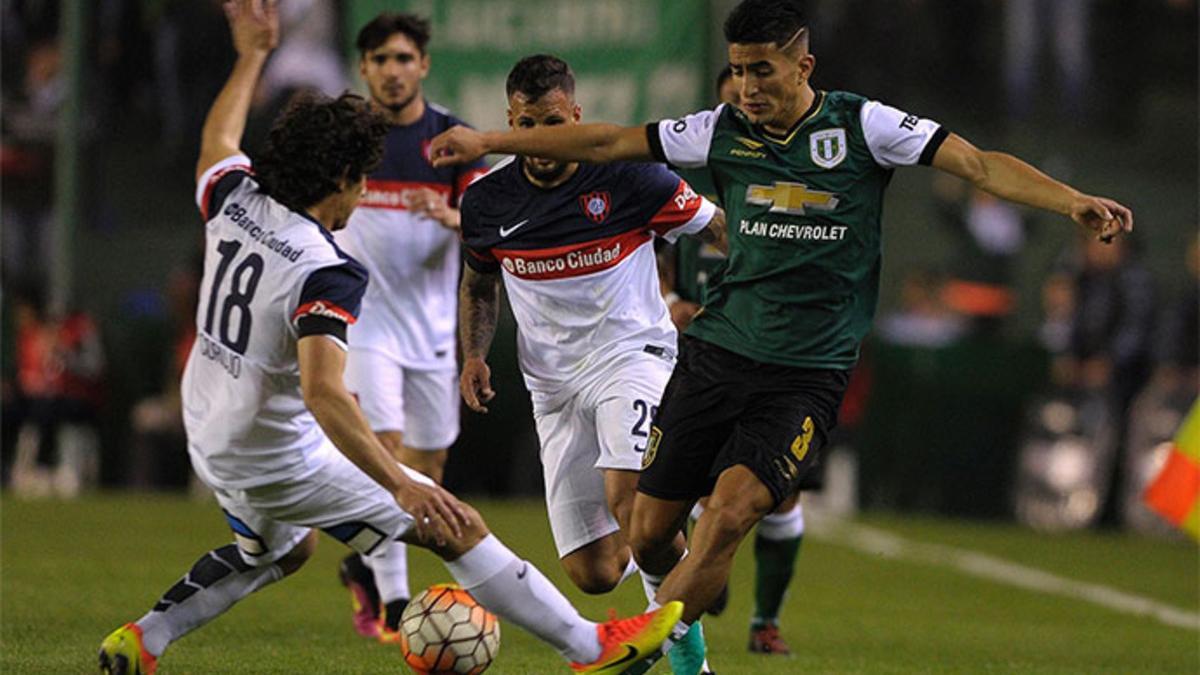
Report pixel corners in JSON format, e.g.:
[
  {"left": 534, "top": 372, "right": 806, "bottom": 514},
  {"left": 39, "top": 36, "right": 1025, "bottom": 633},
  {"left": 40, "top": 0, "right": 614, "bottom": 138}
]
[
  {"left": 255, "top": 92, "right": 388, "bottom": 212},
  {"left": 506, "top": 54, "right": 575, "bottom": 102},
  {"left": 724, "top": 0, "right": 807, "bottom": 48},
  {"left": 356, "top": 12, "right": 431, "bottom": 55}
]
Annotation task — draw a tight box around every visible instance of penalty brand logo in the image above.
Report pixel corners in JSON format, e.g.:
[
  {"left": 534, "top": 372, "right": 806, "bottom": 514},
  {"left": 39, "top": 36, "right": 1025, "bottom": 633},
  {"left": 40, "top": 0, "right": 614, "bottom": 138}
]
[
  {"left": 579, "top": 191, "right": 611, "bottom": 223},
  {"left": 745, "top": 182, "right": 839, "bottom": 215}
]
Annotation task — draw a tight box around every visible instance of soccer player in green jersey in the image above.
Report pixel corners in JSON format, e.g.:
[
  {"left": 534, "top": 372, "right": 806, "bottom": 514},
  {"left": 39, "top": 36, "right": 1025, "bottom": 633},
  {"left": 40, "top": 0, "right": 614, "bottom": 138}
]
[
  {"left": 431, "top": 0, "right": 1133, "bottom": 667},
  {"left": 664, "top": 64, "right": 809, "bottom": 655}
]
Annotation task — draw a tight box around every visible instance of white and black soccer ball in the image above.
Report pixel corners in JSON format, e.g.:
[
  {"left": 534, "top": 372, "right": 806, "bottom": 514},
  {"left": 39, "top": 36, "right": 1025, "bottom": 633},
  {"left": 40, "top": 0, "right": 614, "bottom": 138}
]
[{"left": 399, "top": 583, "right": 500, "bottom": 674}]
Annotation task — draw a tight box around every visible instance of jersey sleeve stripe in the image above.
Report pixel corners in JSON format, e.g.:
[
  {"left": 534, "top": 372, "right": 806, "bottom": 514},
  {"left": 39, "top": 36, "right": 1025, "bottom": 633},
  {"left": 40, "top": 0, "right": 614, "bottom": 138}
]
[
  {"left": 647, "top": 180, "right": 707, "bottom": 236},
  {"left": 918, "top": 126, "right": 950, "bottom": 166},
  {"left": 455, "top": 168, "right": 490, "bottom": 203},
  {"left": 292, "top": 300, "right": 357, "bottom": 326},
  {"left": 645, "top": 123, "right": 668, "bottom": 164},
  {"left": 196, "top": 154, "right": 252, "bottom": 218}
]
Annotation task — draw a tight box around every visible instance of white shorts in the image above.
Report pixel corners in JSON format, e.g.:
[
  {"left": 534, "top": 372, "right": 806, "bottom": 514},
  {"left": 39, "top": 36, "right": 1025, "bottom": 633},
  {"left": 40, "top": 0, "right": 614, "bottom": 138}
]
[
  {"left": 209, "top": 449, "right": 435, "bottom": 567},
  {"left": 533, "top": 350, "right": 674, "bottom": 557},
  {"left": 345, "top": 348, "right": 459, "bottom": 450}
]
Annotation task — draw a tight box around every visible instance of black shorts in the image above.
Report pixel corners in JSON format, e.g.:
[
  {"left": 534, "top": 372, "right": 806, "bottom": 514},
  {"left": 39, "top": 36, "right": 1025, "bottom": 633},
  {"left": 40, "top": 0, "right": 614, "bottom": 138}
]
[{"left": 638, "top": 335, "right": 850, "bottom": 507}]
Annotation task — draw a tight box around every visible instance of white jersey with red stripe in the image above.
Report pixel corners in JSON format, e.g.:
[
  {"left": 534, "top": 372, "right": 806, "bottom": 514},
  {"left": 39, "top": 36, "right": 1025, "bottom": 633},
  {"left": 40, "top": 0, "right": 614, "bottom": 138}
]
[
  {"left": 186, "top": 155, "right": 369, "bottom": 490},
  {"left": 460, "top": 157, "right": 716, "bottom": 398},
  {"left": 335, "top": 103, "right": 488, "bottom": 370}
]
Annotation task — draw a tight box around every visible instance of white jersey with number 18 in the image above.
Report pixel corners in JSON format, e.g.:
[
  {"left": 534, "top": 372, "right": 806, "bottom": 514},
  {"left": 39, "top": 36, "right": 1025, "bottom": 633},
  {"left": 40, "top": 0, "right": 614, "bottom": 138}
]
[{"left": 184, "top": 155, "right": 369, "bottom": 491}]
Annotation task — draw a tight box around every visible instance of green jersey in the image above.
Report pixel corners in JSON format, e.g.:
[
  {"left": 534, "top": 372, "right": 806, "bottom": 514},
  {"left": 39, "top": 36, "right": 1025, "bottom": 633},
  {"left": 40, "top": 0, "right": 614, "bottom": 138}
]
[{"left": 647, "top": 91, "right": 947, "bottom": 369}]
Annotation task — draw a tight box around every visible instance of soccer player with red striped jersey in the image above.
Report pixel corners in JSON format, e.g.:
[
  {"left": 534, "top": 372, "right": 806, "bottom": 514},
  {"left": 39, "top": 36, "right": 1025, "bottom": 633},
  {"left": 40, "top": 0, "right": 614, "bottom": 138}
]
[
  {"left": 333, "top": 12, "right": 488, "bottom": 641},
  {"left": 458, "top": 55, "right": 724, "bottom": 675}
]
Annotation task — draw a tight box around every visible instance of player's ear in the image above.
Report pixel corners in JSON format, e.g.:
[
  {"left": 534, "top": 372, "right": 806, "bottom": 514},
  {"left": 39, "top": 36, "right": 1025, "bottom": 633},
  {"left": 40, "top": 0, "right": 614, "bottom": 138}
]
[
  {"left": 506, "top": 108, "right": 514, "bottom": 130},
  {"left": 419, "top": 52, "right": 431, "bottom": 79},
  {"left": 572, "top": 103, "right": 582, "bottom": 124},
  {"left": 797, "top": 53, "right": 815, "bottom": 83},
  {"left": 358, "top": 55, "right": 368, "bottom": 80}
]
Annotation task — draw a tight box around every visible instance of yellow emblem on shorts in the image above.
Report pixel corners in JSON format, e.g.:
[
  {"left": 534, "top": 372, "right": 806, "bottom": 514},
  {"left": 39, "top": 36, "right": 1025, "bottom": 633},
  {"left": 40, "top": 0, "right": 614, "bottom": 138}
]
[
  {"left": 642, "top": 426, "right": 662, "bottom": 469},
  {"left": 790, "top": 417, "right": 815, "bottom": 463}
]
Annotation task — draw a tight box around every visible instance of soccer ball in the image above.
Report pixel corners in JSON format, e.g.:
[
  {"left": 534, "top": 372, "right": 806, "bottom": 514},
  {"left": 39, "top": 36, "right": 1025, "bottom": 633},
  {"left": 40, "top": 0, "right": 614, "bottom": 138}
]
[{"left": 399, "top": 583, "right": 500, "bottom": 674}]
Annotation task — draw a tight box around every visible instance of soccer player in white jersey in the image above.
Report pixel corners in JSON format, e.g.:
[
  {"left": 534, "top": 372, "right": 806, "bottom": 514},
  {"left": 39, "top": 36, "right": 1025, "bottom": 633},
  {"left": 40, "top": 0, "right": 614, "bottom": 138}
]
[
  {"left": 431, "top": 1, "right": 1132, "bottom": 669},
  {"left": 332, "top": 11, "right": 489, "bottom": 642},
  {"left": 457, "top": 55, "right": 725, "bottom": 675},
  {"left": 97, "top": 4, "right": 681, "bottom": 674}
]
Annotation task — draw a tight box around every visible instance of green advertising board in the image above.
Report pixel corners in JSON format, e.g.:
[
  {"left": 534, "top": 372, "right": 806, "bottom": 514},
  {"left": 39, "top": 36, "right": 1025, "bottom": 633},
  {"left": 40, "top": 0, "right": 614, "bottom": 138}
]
[{"left": 346, "top": 0, "right": 709, "bottom": 131}]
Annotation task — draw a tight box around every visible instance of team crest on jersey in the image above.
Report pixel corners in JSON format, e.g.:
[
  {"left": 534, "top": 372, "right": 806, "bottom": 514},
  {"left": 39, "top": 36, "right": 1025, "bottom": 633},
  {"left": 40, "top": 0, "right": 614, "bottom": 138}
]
[
  {"left": 579, "top": 191, "right": 611, "bottom": 223},
  {"left": 809, "top": 128, "right": 847, "bottom": 169}
]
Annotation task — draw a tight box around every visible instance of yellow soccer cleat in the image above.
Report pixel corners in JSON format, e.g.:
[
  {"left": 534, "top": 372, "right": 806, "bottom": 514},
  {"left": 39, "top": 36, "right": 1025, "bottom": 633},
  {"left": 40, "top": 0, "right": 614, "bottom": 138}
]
[
  {"left": 570, "top": 601, "right": 683, "bottom": 674},
  {"left": 98, "top": 623, "right": 157, "bottom": 675}
]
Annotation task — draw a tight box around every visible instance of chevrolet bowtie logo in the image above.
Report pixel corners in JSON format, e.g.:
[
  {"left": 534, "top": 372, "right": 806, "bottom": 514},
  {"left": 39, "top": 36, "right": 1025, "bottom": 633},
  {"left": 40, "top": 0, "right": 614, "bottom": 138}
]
[
  {"left": 735, "top": 136, "right": 765, "bottom": 150},
  {"left": 745, "top": 182, "right": 839, "bottom": 215}
]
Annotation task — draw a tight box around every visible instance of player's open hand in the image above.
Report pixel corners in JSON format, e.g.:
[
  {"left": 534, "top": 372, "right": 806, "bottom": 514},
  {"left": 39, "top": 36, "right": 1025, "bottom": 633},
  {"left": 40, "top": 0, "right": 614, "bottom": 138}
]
[
  {"left": 224, "top": 0, "right": 279, "bottom": 56},
  {"left": 430, "top": 126, "right": 488, "bottom": 168},
  {"left": 394, "top": 479, "right": 472, "bottom": 547},
  {"left": 1070, "top": 194, "right": 1133, "bottom": 244},
  {"left": 460, "top": 357, "right": 495, "bottom": 414},
  {"left": 409, "top": 187, "right": 460, "bottom": 231}
]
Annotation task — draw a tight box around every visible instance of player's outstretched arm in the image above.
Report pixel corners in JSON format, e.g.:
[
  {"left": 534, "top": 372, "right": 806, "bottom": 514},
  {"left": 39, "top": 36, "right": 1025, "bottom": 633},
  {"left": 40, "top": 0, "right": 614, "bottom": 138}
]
[
  {"left": 932, "top": 133, "right": 1133, "bottom": 242},
  {"left": 458, "top": 267, "right": 501, "bottom": 413},
  {"left": 195, "top": 0, "right": 278, "bottom": 183},
  {"left": 298, "top": 335, "right": 469, "bottom": 543},
  {"left": 430, "top": 123, "right": 652, "bottom": 168}
]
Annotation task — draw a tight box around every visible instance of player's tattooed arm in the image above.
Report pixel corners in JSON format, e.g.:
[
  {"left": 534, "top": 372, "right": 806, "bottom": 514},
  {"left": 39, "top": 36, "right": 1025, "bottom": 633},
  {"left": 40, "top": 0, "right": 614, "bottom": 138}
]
[
  {"left": 698, "top": 207, "right": 728, "bottom": 255},
  {"left": 458, "top": 266, "right": 502, "bottom": 413},
  {"left": 196, "top": 0, "right": 278, "bottom": 183},
  {"left": 932, "top": 133, "right": 1132, "bottom": 243}
]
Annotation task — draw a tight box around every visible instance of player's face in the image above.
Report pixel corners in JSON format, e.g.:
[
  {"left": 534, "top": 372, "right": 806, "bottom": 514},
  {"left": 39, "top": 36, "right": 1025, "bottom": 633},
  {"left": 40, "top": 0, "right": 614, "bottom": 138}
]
[
  {"left": 360, "top": 33, "right": 429, "bottom": 114},
  {"left": 507, "top": 88, "right": 581, "bottom": 184},
  {"left": 728, "top": 41, "right": 814, "bottom": 131}
]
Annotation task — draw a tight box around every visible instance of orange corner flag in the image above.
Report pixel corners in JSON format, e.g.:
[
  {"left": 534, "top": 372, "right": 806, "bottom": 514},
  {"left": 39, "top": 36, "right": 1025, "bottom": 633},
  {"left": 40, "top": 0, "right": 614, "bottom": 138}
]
[{"left": 1143, "top": 400, "right": 1200, "bottom": 540}]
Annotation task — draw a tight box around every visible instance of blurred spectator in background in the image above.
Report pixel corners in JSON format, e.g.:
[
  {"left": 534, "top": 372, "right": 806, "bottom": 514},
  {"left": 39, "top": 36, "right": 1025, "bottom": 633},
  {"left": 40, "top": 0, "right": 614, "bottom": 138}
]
[
  {"left": 877, "top": 268, "right": 966, "bottom": 348},
  {"left": 1062, "top": 234, "right": 1156, "bottom": 526},
  {"left": 932, "top": 173, "right": 1027, "bottom": 336},
  {"left": 1, "top": 31, "right": 61, "bottom": 293},
  {"left": 1005, "top": 0, "right": 1092, "bottom": 121},
  {"left": 9, "top": 288, "right": 106, "bottom": 497}
]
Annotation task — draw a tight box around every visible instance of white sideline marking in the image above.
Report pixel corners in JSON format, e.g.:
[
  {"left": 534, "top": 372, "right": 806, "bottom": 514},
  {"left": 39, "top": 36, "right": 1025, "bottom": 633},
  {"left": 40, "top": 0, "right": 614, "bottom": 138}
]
[{"left": 810, "top": 521, "right": 1200, "bottom": 631}]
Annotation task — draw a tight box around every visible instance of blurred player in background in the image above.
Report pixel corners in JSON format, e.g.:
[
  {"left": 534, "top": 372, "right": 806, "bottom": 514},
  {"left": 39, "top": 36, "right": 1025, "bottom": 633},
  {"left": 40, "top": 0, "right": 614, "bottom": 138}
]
[
  {"left": 98, "top": 3, "right": 681, "bottom": 674},
  {"left": 430, "top": 0, "right": 1133, "bottom": 668},
  {"left": 333, "top": 12, "right": 489, "bottom": 642},
  {"left": 661, "top": 64, "right": 807, "bottom": 655},
  {"left": 458, "top": 54, "right": 723, "bottom": 675}
]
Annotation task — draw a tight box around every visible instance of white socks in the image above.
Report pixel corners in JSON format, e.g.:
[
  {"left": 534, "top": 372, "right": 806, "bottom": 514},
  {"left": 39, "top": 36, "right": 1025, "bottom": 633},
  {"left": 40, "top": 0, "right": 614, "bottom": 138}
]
[
  {"left": 136, "top": 545, "right": 283, "bottom": 657},
  {"left": 758, "top": 502, "right": 804, "bottom": 541},
  {"left": 363, "top": 542, "right": 410, "bottom": 604},
  {"left": 445, "top": 534, "right": 600, "bottom": 664}
]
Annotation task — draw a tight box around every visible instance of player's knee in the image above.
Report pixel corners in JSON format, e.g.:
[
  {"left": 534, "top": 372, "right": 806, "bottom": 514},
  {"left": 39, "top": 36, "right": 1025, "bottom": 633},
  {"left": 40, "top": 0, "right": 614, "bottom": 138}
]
[
  {"left": 277, "top": 531, "right": 318, "bottom": 576},
  {"left": 702, "top": 498, "right": 765, "bottom": 548},
  {"left": 565, "top": 562, "right": 623, "bottom": 595},
  {"left": 427, "top": 504, "right": 490, "bottom": 560},
  {"left": 562, "top": 547, "right": 626, "bottom": 595}
]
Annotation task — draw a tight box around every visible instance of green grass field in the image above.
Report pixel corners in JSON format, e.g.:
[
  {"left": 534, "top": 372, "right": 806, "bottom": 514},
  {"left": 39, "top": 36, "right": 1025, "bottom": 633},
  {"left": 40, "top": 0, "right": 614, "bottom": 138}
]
[{"left": 2, "top": 495, "right": 1197, "bottom": 674}]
